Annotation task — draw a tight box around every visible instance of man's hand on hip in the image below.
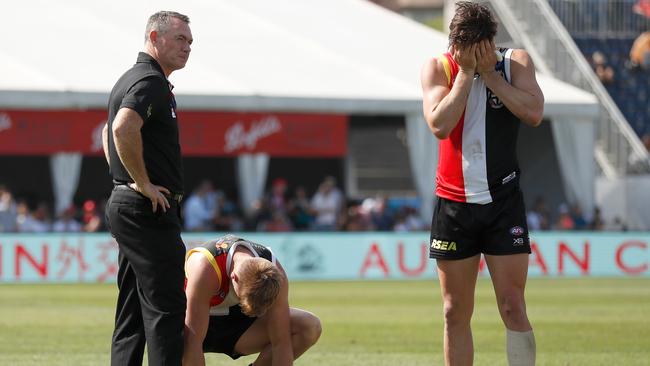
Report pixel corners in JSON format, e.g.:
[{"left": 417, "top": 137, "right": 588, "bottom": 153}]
[{"left": 129, "top": 182, "right": 171, "bottom": 213}]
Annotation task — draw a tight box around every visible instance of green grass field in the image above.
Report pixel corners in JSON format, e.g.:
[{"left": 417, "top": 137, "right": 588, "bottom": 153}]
[{"left": 1, "top": 278, "right": 649, "bottom": 365}]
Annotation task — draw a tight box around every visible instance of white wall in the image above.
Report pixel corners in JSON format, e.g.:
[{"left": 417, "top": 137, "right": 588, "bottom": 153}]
[{"left": 596, "top": 175, "right": 650, "bottom": 231}]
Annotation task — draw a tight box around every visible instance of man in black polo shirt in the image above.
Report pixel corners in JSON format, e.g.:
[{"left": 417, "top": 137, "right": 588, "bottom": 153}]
[{"left": 102, "top": 11, "right": 192, "bottom": 366}]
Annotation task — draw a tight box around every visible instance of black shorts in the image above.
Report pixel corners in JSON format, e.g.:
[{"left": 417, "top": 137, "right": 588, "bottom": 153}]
[
  {"left": 429, "top": 189, "right": 531, "bottom": 260},
  {"left": 202, "top": 305, "right": 257, "bottom": 359}
]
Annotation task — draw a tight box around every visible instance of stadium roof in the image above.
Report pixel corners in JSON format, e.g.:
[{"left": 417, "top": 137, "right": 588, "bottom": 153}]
[{"left": 1, "top": 0, "right": 597, "bottom": 117}]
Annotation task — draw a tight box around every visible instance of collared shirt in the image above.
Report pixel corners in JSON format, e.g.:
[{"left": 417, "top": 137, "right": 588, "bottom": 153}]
[{"left": 107, "top": 52, "right": 184, "bottom": 194}]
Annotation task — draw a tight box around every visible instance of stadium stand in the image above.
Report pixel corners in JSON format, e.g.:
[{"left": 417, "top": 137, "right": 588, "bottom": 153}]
[
  {"left": 574, "top": 37, "right": 649, "bottom": 137},
  {"left": 548, "top": 0, "right": 650, "bottom": 138}
]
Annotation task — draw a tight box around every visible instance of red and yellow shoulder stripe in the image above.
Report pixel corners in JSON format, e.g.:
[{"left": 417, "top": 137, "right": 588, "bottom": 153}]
[
  {"left": 437, "top": 52, "right": 458, "bottom": 88},
  {"left": 185, "top": 247, "right": 223, "bottom": 287}
]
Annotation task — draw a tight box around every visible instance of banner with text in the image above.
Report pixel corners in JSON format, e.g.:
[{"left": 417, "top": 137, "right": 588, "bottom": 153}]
[
  {"left": 0, "top": 232, "right": 647, "bottom": 283},
  {"left": 0, "top": 110, "right": 347, "bottom": 157}
]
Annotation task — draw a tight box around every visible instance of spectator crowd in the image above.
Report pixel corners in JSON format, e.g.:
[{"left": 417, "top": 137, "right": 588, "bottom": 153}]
[
  {"left": 0, "top": 181, "right": 631, "bottom": 234},
  {"left": 525, "top": 196, "right": 628, "bottom": 232},
  {"left": 179, "top": 176, "right": 426, "bottom": 233},
  {"left": 0, "top": 184, "right": 104, "bottom": 233}
]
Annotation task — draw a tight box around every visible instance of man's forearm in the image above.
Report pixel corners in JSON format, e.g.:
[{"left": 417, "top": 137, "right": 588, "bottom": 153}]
[
  {"left": 102, "top": 123, "right": 110, "bottom": 167},
  {"left": 428, "top": 70, "right": 474, "bottom": 138},
  {"left": 182, "top": 341, "right": 206, "bottom": 366},
  {"left": 113, "top": 128, "right": 150, "bottom": 186},
  {"left": 271, "top": 342, "right": 294, "bottom": 366},
  {"left": 482, "top": 71, "right": 543, "bottom": 125}
]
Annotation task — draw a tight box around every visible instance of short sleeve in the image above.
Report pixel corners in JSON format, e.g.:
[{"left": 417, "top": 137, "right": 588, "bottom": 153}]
[{"left": 120, "top": 76, "right": 167, "bottom": 123}]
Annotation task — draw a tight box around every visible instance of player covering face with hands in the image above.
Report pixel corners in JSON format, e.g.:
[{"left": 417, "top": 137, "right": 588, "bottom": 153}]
[
  {"left": 421, "top": 1, "right": 544, "bottom": 366},
  {"left": 183, "top": 235, "right": 321, "bottom": 366}
]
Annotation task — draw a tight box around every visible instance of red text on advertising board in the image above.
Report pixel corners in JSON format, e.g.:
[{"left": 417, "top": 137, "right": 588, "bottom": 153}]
[
  {"left": 616, "top": 241, "right": 648, "bottom": 274},
  {"left": 15, "top": 243, "right": 48, "bottom": 279}
]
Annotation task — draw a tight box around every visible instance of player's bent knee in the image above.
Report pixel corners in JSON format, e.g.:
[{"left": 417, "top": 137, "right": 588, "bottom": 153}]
[{"left": 300, "top": 314, "right": 322, "bottom": 346}]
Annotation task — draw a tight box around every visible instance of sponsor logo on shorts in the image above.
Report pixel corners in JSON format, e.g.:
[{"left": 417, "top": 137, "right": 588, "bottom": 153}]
[
  {"left": 510, "top": 226, "right": 525, "bottom": 236},
  {"left": 430, "top": 239, "right": 457, "bottom": 251},
  {"left": 512, "top": 237, "right": 525, "bottom": 246}
]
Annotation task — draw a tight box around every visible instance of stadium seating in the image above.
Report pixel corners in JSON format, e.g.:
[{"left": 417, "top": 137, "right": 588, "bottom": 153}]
[
  {"left": 573, "top": 37, "right": 649, "bottom": 137},
  {"left": 548, "top": 0, "right": 650, "bottom": 138}
]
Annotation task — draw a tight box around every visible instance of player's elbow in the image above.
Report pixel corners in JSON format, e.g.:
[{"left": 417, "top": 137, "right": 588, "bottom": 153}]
[
  {"left": 427, "top": 117, "right": 451, "bottom": 139},
  {"left": 112, "top": 120, "right": 135, "bottom": 140},
  {"left": 433, "top": 129, "right": 450, "bottom": 140},
  {"left": 112, "top": 121, "right": 126, "bottom": 139},
  {"left": 526, "top": 95, "right": 545, "bottom": 127},
  {"left": 524, "top": 108, "right": 544, "bottom": 127},
  {"left": 431, "top": 124, "right": 452, "bottom": 139}
]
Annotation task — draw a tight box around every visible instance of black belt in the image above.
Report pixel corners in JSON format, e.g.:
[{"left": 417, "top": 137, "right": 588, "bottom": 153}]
[
  {"left": 167, "top": 192, "right": 184, "bottom": 203},
  {"left": 113, "top": 184, "right": 183, "bottom": 203}
]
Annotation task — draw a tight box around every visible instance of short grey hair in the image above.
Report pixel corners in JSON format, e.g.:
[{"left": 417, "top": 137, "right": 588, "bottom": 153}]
[{"left": 145, "top": 11, "right": 190, "bottom": 42}]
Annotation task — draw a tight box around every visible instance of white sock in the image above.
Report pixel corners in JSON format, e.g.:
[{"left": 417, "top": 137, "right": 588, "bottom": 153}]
[{"left": 506, "top": 329, "right": 536, "bottom": 366}]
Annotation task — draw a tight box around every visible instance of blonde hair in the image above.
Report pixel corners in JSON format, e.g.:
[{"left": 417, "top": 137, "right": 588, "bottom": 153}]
[{"left": 237, "top": 258, "right": 282, "bottom": 317}]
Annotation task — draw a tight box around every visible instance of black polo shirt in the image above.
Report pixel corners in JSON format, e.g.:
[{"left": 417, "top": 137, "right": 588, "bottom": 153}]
[{"left": 107, "top": 52, "right": 184, "bottom": 194}]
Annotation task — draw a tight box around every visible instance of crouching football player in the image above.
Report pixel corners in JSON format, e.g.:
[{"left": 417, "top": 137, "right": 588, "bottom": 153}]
[{"left": 183, "top": 234, "right": 321, "bottom": 366}]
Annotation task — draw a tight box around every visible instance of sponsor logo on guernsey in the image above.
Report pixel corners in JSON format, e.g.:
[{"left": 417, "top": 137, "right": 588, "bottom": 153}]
[
  {"left": 431, "top": 239, "right": 457, "bottom": 251},
  {"left": 215, "top": 243, "right": 228, "bottom": 250},
  {"left": 502, "top": 171, "right": 517, "bottom": 185}
]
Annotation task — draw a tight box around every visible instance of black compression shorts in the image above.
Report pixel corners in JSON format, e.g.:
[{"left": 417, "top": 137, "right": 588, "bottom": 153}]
[{"left": 202, "top": 305, "right": 257, "bottom": 359}]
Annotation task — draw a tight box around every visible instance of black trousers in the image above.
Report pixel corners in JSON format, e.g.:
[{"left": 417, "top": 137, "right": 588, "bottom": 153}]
[{"left": 106, "top": 186, "right": 186, "bottom": 366}]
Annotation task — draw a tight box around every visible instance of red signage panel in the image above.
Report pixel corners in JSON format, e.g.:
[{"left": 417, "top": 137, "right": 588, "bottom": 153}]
[
  {"left": 0, "top": 110, "right": 107, "bottom": 155},
  {"left": 178, "top": 111, "right": 348, "bottom": 157},
  {"left": 0, "top": 110, "right": 348, "bottom": 157}
]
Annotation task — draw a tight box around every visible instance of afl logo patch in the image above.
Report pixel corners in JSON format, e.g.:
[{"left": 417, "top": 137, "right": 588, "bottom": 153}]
[
  {"left": 215, "top": 243, "right": 228, "bottom": 249},
  {"left": 510, "top": 226, "right": 525, "bottom": 236}
]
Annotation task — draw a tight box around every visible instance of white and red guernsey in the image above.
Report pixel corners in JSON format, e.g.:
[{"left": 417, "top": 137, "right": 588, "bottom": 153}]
[{"left": 435, "top": 48, "right": 521, "bottom": 205}]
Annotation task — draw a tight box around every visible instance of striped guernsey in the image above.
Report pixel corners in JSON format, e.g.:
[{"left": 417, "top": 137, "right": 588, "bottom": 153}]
[{"left": 435, "top": 48, "right": 521, "bottom": 204}]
